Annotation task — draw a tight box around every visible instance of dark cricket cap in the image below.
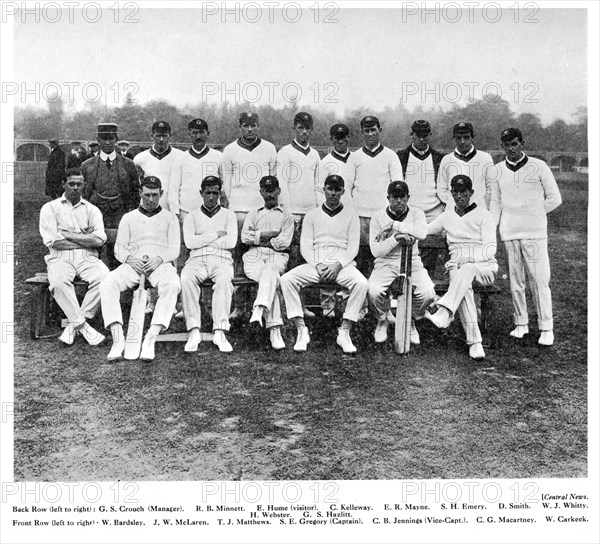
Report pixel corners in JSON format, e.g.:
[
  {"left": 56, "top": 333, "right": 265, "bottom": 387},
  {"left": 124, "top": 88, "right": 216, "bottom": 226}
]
[
  {"left": 360, "top": 115, "right": 380, "bottom": 129},
  {"left": 239, "top": 111, "right": 259, "bottom": 124},
  {"left": 411, "top": 119, "right": 431, "bottom": 135},
  {"left": 142, "top": 175, "right": 162, "bottom": 189},
  {"left": 450, "top": 174, "right": 473, "bottom": 192},
  {"left": 96, "top": 122, "right": 118, "bottom": 136},
  {"left": 324, "top": 174, "right": 345, "bottom": 189},
  {"left": 330, "top": 123, "right": 350, "bottom": 138},
  {"left": 388, "top": 180, "right": 409, "bottom": 198},
  {"left": 453, "top": 122, "right": 474, "bottom": 136},
  {"left": 201, "top": 175, "right": 222, "bottom": 189},
  {"left": 188, "top": 118, "right": 209, "bottom": 131},
  {"left": 89, "top": 142, "right": 99, "bottom": 148},
  {"left": 48, "top": 138, "right": 59, "bottom": 145},
  {"left": 117, "top": 140, "right": 130, "bottom": 146},
  {"left": 500, "top": 127, "right": 523, "bottom": 142},
  {"left": 293, "top": 112, "right": 313, "bottom": 128},
  {"left": 151, "top": 120, "right": 171, "bottom": 134},
  {"left": 259, "top": 175, "right": 279, "bottom": 190}
]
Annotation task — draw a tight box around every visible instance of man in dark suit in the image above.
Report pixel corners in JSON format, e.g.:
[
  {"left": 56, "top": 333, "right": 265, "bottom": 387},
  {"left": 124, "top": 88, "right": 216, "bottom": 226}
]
[
  {"left": 45, "top": 139, "right": 66, "bottom": 198},
  {"left": 81, "top": 123, "right": 140, "bottom": 269}
]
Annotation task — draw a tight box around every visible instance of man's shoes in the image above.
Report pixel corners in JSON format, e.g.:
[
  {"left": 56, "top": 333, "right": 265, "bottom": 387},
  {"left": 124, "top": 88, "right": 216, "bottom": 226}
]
[
  {"left": 538, "top": 330, "right": 554, "bottom": 346},
  {"left": 293, "top": 326, "right": 310, "bottom": 352},
  {"left": 249, "top": 306, "right": 264, "bottom": 327},
  {"left": 425, "top": 307, "right": 453, "bottom": 329},
  {"left": 510, "top": 325, "right": 529, "bottom": 339},
  {"left": 269, "top": 327, "right": 286, "bottom": 350},
  {"left": 184, "top": 329, "right": 201, "bottom": 352},
  {"left": 80, "top": 323, "right": 105, "bottom": 346},
  {"left": 107, "top": 339, "right": 125, "bottom": 361},
  {"left": 213, "top": 329, "right": 233, "bottom": 352},
  {"left": 410, "top": 320, "right": 420, "bottom": 345},
  {"left": 58, "top": 324, "right": 77, "bottom": 345},
  {"left": 374, "top": 320, "right": 389, "bottom": 343},
  {"left": 336, "top": 327, "right": 357, "bottom": 354},
  {"left": 469, "top": 342, "right": 485, "bottom": 360},
  {"left": 140, "top": 332, "right": 158, "bottom": 361}
]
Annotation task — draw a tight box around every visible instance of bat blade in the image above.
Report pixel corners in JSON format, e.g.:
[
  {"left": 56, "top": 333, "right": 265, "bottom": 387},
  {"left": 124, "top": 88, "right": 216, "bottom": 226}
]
[
  {"left": 124, "top": 276, "right": 147, "bottom": 360},
  {"left": 404, "top": 277, "right": 413, "bottom": 353},
  {"left": 394, "top": 275, "right": 408, "bottom": 354}
]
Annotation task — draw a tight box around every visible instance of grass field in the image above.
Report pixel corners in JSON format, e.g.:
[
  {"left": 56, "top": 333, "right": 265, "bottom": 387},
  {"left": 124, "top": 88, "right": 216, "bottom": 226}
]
[{"left": 12, "top": 179, "right": 588, "bottom": 480}]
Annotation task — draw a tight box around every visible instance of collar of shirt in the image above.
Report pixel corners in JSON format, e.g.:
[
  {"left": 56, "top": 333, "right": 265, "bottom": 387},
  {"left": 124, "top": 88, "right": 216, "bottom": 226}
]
[
  {"left": 60, "top": 194, "right": 86, "bottom": 208},
  {"left": 331, "top": 150, "right": 350, "bottom": 163},
  {"left": 138, "top": 205, "right": 162, "bottom": 217},
  {"left": 258, "top": 205, "right": 284, "bottom": 213},
  {"left": 292, "top": 140, "right": 311, "bottom": 156},
  {"left": 455, "top": 145, "right": 475, "bottom": 157},
  {"left": 386, "top": 206, "right": 409, "bottom": 222},
  {"left": 411, "top": 144, "right": 430, "bottom": 156},
  {"left": 506, "top": 153, "right": 527, "bottom": 166},
  {"left": 100, "top": 150, "right": 117, "bottom": 162},
  {"left": 454, "top": 202, "right": 478, "bottom": 216},
  {"left": 201, "top": 204, "right": 221, "bottom": 218}
]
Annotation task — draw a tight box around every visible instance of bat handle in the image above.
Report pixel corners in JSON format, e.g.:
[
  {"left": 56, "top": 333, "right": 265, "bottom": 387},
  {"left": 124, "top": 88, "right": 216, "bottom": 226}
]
[{"left": 138, "top": 255, "right": 148, "bottom": 290}]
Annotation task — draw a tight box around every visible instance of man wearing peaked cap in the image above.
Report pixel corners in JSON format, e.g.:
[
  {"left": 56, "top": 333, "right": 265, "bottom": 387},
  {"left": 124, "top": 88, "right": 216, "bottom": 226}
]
[
  {"left": 368, "top": 180, "right": 436, "bottom": 346},
  {"left": 133, "top": 119, "right": 184, "bottom": 213},
  {"left": 280, "top": 174, "right": 369, "bottom": 355},
  {"left": 425, "top": 174, "right": 498, "bottom": 360},
  {"left": 489, "top": 127, "right": 562, "bottom": 346},
  {"left": 438, "top": 121, "right": 495, "bottom": 211},
  {"left": 317, "top": 123, "right": 354, "bottom": 208},
  {"left": 117, "top": 140, "right": 130, "bottom": 156},
  {"left": 81, "top": 122, "right": 140, "bottom": 269},
  {"left": 240, "top": 175, "right": 295, "bottom": 350}
]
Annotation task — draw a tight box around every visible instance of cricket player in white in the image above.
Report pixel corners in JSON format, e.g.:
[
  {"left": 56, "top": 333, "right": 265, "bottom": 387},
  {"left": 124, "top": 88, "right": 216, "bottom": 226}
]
[
  {"left": 242, "top": 175, "right": 295, "bottom": 350},
  {"left": 280, "top": 175, "right": 368, "bottom": 354},
  {"left": 489, "top": 127, "right": 562, "bottom": 346},
  {"left": 100, "top": 176, "right": 181, "bottom": 361},
  {"left": 317, "top": 123, "right": 354, "bottom": 208},
  {"left": 425, "top": 174, "right": 498, "bottom": 360},
  {"left": 368, "top": 181, "right": 436, "bottom": 345},
  {"left": 39, "top": 168, "right": 109, "bottom": 346},
  {"left": 181, "top": 176, "right": 238, "bottom": 353}
]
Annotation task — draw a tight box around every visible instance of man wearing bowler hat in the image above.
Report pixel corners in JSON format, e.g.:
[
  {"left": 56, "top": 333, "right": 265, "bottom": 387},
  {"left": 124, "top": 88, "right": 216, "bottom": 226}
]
[
  {"left": 438, "top": 122, "right": 495, "bottom": 210},
  {"left": 45, "top": 138, "right": 66, "bottom": 199},
  {"left": 134, "top": 121, "right": 184, "bottom": 212},
  {"left": 82, "top": 122, "right": 140, "bottom": 269}
]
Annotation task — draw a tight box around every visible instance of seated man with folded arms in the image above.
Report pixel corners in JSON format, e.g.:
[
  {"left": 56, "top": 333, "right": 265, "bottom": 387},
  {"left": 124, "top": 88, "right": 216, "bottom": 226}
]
[
  {"left": 368, "top": 181, "right": 436, "bottom": 346},
  {"left": 39, "top": 167, "right": 109, "bottom": 345},
  {"left": 425, "top": 174, "right": 498, "bottom": 360},
  {"left": 280, "top": 174, "right": 369, "bottom": 354},
  {"left": 181, "top": 176, "right": 238, "bottom": 353},
  {"left": 100, "top": 176, "right": 181, "bottom": 361},
  {"left": 242, "top": 175, "right": 295, "bottom": 350}
]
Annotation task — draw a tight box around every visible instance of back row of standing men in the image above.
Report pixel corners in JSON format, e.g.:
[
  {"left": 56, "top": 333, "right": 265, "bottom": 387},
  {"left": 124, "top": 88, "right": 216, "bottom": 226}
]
[{"left": 40, "top": 112, "right": 562, "bottom": 361}]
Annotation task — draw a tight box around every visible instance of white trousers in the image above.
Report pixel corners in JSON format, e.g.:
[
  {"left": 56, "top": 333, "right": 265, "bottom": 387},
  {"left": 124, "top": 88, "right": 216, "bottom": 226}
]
[
  {"left": 46, "top": 249, "right": 109, "bottom": 327},
  {"left": 368, "top": 257, "right": 436, "bottom": 321},
  {"left": 181, "top": 256, "right": 233, "bottom": 331},
  {"left": 280, "top": 263, "right": 368, "bottom": 322},
  {"left": 100, "top": 262, "right": 180, "bottom": 329},
  {"left": 504, "top": 239, "right": 553, "bottom": 330},
  {"left": 438, "top": 261, "right": 497, "bottom": 345},
  {"left": 243, "top": 249, "right": 289, "bottom": 328}
]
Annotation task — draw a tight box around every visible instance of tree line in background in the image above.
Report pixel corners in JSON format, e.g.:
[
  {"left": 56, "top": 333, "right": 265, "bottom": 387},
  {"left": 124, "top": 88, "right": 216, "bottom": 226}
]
[{"left": 15, "top": 93, "right": 588, "bottom": 152}]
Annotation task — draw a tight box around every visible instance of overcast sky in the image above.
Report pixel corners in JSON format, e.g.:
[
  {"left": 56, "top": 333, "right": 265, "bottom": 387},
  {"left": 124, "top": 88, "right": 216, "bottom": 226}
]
[{"left": 13, "top": 4, "right": 588, "bottom": 125}]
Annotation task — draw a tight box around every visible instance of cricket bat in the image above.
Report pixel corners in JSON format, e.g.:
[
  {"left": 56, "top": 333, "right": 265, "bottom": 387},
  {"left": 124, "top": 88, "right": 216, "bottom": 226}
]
[
  {"left": 395, "top": 243, "right": 413, "bottom": 355},
  {"left": 124, "top": 256, "right": 149, "bottom": 360}
]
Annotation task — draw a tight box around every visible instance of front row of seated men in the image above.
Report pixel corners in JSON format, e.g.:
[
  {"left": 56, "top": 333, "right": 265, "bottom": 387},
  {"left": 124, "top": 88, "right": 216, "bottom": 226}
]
[{"left": 40, "top": 167, "right": 496, "bottom": 361}]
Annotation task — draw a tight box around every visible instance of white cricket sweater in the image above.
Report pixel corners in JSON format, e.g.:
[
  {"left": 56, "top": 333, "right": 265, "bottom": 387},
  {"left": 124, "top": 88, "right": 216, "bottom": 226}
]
[
  {"left": 241, "top": 205, "right": 295, "bottom": 261},
  {"left": 300, "top": 204, "right": 360, "bottom": 268},
  {"left": 133, "top": 146, "right": 184, "bottom": 212},
  {"left": 316, "top": 150, "right": 354, "bottom": 208},
  {"left": 222, "top": 138, "right": 277, "bottom": 212},
  {"left": 404, "top": 149, "right": 442, "bottom": 216},
  {"left": 277, "top": 141, "right": 320, "bottom": 214},
  {"left": 115, "top": 207, "right": 180, "bottom": 264},
  {"left": 369, "top": 206, "right": 428, "bottom": 264},
  {"left": 438, "top": 148, "right": 494, "bottom": 209},
  {"left": 427, "top": 205, "right": 497, "bottom": 264},
  {"left": 183, "top": 205, "right": 237, "bottom": 262},
  {"left": 346, "top": 145, "right": 403, "bottom": 218},
  {"left": 169, "top": 146, "right": 224, "bottom": 214},
  {"left": 489, "top": 156, "right": 562, "bottom": 241}
]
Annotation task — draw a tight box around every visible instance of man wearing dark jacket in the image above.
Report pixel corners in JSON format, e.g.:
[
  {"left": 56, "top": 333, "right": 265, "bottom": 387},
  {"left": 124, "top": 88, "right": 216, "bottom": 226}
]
[
  {"left": 45, "top": 139, "right": 66, "bottom": 198},
  {"left": 81, "top": 123, "right": 140, "bottom": 268}
]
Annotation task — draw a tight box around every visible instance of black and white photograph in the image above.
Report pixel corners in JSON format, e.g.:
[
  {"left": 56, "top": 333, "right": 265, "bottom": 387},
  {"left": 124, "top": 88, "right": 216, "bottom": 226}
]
[{"left": 1, "top": 1, "right": 598, "bottom": 543}]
